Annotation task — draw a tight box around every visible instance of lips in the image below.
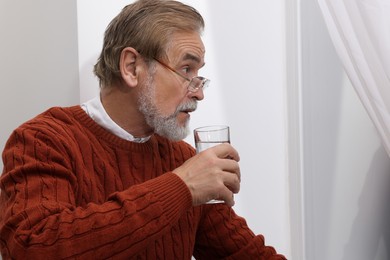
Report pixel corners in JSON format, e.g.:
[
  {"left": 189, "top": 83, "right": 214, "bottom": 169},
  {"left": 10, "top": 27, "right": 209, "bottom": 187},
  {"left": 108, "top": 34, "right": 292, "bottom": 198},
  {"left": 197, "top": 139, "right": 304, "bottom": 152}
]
[
  {"left": 176, "top": 100, "right": 197, "bottom": 115},
  {"left": 182, "top": 108, "right": 195, "bottom": 114}
]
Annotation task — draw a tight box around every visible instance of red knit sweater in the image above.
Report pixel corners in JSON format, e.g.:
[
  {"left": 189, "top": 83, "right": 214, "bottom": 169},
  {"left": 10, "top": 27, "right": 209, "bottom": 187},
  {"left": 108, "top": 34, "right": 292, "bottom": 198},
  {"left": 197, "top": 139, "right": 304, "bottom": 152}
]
[{"left": 0, "top": 106, "right": 286, "bottom": 259}]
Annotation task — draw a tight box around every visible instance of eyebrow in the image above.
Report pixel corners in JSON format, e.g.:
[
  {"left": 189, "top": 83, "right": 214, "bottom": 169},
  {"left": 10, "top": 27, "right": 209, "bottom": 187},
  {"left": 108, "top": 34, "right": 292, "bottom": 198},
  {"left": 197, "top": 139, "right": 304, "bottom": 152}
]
[{"left": 182, "top": 53, "right": 206, "bottom": 68}]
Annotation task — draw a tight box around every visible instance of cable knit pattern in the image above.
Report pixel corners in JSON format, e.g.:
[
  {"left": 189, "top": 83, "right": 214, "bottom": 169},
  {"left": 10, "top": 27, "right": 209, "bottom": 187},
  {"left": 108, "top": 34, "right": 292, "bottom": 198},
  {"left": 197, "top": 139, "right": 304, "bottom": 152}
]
[{"left": 0, "top": 106, "right": 286, "bottom": 259}]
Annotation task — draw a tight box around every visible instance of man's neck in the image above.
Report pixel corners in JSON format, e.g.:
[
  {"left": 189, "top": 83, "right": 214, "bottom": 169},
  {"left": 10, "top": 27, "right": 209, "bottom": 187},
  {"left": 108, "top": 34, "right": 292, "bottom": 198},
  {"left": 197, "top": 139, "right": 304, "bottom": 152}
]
[{"left": 100, "top": 86, "right": 153, "bottom": 138}]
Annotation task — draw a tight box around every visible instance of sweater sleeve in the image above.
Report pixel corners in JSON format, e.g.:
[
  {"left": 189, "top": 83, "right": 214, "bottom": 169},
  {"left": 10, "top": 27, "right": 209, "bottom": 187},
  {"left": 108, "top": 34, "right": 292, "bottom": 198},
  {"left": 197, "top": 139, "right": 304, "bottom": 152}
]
[
  {"left": 0, "top": 127, "right": 193, "bottom": 259},
  {"left": 193, "top": 205, "right": 287, "bottom": 259}
]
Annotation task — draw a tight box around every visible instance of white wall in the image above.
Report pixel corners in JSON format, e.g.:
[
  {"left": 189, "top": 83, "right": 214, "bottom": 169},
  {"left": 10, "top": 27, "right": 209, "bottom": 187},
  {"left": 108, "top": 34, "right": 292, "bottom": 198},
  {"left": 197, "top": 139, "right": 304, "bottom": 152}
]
[
  {"left": 77, "top": 0, "right": 290, "bottom": 257},
  {"left": 300, "top": 0, "right": 390, "bottom": 259},
  {"left": 0, "top": 0, "right": 80, "bottom": 172}
]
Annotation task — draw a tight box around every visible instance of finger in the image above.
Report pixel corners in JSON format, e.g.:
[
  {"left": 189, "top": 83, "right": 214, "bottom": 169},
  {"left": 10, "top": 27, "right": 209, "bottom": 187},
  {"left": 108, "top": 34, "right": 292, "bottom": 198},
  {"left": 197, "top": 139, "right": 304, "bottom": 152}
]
[
  {"left": 211, "top": 143, "right": 240, "bottom": 161},
  {"left": 221, "top": 159, "right": 241, "bottom": 181},
  {"left": 222, "top": 171, "right": 241, "bottom": 194},
  {"left": 220, "top": 190, "right": 235, "bottom": 207}
]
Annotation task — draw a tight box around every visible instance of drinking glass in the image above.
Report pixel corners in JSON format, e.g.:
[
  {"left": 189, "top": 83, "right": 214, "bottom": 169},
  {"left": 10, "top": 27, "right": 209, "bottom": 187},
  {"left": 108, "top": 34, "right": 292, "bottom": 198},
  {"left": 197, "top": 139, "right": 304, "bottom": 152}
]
[{"left": 193, "top": 125, "right": 230, "bottom": 204}]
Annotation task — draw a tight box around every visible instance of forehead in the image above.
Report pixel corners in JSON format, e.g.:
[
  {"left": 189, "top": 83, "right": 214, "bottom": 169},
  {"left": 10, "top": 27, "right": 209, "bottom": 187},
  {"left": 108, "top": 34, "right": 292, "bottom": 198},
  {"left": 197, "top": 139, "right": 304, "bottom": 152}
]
[{"left": 166, "top": 32, "right": 205, "bottom": 64}]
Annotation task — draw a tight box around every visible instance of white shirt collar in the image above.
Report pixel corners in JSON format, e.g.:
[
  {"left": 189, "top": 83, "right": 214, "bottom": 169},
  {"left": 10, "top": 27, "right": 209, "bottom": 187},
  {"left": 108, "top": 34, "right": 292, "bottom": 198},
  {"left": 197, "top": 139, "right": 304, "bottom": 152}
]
[{"left": 81, "top": 96, "right": 151, "bottom": 143}]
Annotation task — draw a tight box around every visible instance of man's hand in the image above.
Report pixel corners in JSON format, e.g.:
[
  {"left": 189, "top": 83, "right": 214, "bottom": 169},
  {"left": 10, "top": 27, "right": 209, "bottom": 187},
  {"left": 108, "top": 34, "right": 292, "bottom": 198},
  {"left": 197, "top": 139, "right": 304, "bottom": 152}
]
[{"left": 173, "top": 143, "right": 241, "bottom": 207}]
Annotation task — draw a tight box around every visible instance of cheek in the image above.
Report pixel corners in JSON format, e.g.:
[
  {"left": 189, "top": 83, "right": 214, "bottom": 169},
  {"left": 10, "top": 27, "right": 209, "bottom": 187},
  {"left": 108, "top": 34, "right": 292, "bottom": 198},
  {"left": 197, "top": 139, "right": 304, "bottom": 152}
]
[
  {"left": 152, "top": 70, "right": 189, "bottom": 114},
  {"left": 154, "top": 90, "right": 183, "bottom": 115},
  {"left": 155, "top": 83, "right": 187, "bottom": 114}
]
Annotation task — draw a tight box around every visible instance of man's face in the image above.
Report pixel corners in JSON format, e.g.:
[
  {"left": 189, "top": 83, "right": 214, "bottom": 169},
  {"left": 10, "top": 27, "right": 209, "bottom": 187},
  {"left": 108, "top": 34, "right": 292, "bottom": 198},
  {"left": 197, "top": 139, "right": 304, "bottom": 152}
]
[{"left": 138, "top": 32, "right": 206, "bottom": 141}]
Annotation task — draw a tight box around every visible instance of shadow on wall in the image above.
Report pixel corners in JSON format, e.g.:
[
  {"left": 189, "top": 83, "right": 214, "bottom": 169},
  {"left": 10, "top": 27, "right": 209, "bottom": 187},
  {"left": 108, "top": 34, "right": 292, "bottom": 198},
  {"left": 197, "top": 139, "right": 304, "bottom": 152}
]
[
  {"left": 79, "top": 54, "right": 100, "bottom": 102},
  {"left": 343, "top": 147, "right": 390, "bottom": 259},
  {"left": 301, "top": 0, "right": 346, "bottom": 254}
]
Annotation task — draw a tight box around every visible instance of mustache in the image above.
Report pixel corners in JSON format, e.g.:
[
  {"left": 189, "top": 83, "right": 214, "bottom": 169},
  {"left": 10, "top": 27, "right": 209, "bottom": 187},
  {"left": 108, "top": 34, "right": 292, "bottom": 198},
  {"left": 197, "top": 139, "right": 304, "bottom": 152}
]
[
  {"left": 177, "top": 100, "right": 197, "bottom": 113},
  {"left": 165, "top": 100, "right": 197, "bottom": 119}
]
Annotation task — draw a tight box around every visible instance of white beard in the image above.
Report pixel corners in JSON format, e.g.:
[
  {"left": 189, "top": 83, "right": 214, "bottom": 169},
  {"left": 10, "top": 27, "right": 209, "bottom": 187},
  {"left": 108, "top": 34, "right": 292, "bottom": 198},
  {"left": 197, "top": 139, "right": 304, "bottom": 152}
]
[{"left": 138, "top": 74, "right": 197, "bottom": 141}]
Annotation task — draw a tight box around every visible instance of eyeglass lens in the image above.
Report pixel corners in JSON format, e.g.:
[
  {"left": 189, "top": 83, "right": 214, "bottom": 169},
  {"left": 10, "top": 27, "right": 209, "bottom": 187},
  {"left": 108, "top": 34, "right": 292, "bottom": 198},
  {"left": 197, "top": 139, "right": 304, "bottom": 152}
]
[{"left": 188, "top": 77, "right": 209, "bottom": 92}]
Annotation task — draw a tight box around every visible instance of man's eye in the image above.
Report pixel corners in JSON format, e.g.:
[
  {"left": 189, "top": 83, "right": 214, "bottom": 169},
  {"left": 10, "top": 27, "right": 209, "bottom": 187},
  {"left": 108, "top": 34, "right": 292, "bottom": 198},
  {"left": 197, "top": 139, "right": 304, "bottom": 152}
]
[{"left": 181, "top": 66, "right": 190, "bottom": 74}]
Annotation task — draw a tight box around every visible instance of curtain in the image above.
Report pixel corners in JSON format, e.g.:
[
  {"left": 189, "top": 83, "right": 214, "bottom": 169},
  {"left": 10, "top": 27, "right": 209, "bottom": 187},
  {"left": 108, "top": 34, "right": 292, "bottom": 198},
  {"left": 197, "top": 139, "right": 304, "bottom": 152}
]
[{"left": 317, "top": 0, "right": 390, "bottom": 157}]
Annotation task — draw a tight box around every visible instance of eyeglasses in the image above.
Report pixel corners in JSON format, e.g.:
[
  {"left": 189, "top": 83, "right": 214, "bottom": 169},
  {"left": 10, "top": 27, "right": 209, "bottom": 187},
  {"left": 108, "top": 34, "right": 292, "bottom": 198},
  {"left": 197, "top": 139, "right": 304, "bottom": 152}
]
[{"left": 153, "top": 58, "right": 210, "bottom": 93}]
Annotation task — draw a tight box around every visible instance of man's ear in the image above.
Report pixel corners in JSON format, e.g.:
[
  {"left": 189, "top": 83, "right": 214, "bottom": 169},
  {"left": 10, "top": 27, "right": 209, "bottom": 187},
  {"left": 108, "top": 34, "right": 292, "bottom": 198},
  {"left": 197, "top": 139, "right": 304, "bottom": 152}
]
[{"left": 119, "top": 47, "right": 141, "bottom": 88}]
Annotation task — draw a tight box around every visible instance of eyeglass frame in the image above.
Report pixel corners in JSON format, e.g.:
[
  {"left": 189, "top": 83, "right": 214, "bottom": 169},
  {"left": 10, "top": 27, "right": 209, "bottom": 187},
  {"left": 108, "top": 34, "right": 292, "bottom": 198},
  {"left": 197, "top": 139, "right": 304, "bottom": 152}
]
[{"left": 153, "top": 58, "right": 210, "bottom": 93}]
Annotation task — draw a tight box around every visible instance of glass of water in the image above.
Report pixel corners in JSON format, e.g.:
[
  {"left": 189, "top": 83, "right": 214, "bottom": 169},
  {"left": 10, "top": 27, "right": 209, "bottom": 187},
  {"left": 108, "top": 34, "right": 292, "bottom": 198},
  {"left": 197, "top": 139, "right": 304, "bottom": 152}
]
[{"left": 193, "top": 125, "right": 230, "bottom": 204}]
